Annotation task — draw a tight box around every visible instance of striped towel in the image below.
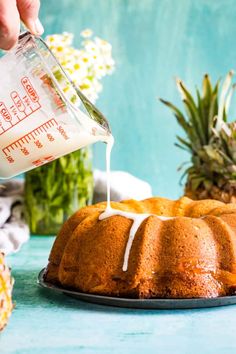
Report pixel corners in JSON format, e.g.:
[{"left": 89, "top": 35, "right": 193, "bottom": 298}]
[{"left": 0, "top": 180, "right": 29, "bottom": 255}]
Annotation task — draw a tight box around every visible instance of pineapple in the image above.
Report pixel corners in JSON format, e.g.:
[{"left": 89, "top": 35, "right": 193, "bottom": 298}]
[
  {"left": 160, "top": 71, "right": 236, "bottom": 203},
  {"left": 0, "top": 253, "right": 13, "bottom": 331}
]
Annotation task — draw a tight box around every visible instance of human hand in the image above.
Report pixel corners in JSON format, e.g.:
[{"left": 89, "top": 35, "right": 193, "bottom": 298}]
[{"left": 0, "top": 0, "right": 44, "bottom": 50}]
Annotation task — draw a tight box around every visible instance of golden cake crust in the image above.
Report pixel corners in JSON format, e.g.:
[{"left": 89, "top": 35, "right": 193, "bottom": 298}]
[{"left": 45, "top": 197, "right": 236, "bottom": 298}]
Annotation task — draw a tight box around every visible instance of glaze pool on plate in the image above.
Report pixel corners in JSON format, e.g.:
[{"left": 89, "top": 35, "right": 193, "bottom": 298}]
[{"left": 38, "top": 269, "right": 236, "bottom": 309}]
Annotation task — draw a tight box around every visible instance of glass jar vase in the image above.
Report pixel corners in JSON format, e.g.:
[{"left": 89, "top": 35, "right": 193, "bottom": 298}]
[{"left": 24, "top": 147, "right": 93, "bottom": 235}]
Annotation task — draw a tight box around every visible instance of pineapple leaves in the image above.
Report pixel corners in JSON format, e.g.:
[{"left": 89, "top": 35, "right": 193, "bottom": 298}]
[
  {"left": 176, "top": 79, "right": 205, "bottom": 145},
  {"left": 208, "top": 92, "right": 218, "bottom": 137},
  {"left": 160, "top": 71, "right": 236, "bottom": 191},
  {"left": 216, "top": 70, "right": 234, "bottom": 130},
  {"left": 176, "top": 136, "right": 192, "bottom": 151},
  {"left": 202, "top": 74, "right": 212, "bottom": 103},
  {"left": 196, "top": 88, "right": 207, "bottom": 140},
  {"left": 176, "top": 79, "right": 196, "bottom": 107},
  {"left": 182, "top": 98, "right": 205, "bottom": 147},
  {"left": 159, "top": 99, "right": 190, "bottom": 132}
]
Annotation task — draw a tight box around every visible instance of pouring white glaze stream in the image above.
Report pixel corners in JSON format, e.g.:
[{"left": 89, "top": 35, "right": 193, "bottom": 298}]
[{"left": 99, "top": 136, "right": 172, "bottom": 272}]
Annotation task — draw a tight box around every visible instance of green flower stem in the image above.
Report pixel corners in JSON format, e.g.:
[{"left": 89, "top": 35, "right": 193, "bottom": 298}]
[{"left": 25, "top": 147, "right": 93, "bottom": 235}]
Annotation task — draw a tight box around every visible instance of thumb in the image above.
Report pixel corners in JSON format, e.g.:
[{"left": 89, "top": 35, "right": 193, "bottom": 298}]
[{"left": 17, "top": 0, "right": 44, "bottom": 35}]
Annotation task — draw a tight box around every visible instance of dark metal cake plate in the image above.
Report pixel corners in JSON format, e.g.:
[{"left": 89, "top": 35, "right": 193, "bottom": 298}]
[{"left": 38, "top": 268, "right": 236, "bottom": 309}]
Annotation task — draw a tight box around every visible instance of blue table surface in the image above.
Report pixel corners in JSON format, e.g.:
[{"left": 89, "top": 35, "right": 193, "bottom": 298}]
[{"left": 1, "top": 236, "right": 236, "bottom": 354}]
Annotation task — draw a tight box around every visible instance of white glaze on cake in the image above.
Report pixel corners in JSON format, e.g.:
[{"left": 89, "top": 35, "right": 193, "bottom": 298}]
[
  {"left": 99, "top": 136, "right": 172, "bottom": 271},
  {"left": 99, "top": 207, "right": 171, "bottom": 271}
]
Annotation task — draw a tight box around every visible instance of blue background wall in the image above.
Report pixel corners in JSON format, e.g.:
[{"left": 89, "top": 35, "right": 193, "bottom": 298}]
[{"left": 40, "top": 0, "right": 236, "bottom": 198}]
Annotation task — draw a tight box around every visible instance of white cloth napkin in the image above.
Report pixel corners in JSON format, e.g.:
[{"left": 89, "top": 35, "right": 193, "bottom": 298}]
[
  {"left": 93, "top": 169, "right": 153, "bottom": 203},
  {"left": 0, "top": 180, "right": 29, "bottom": 255},
  {"left": 0, "top": 171, "right": 152, "bottom": 255}
]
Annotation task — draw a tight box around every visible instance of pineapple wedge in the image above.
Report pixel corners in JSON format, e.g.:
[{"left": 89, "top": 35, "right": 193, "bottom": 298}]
[{"left": 0, "top": 253, "right": 13, "bottom": 331}]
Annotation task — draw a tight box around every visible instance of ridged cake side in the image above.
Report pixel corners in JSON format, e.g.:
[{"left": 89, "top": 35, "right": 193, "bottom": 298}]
[{"left": 45, "top": 197, "right": 236, "bottom": 298}]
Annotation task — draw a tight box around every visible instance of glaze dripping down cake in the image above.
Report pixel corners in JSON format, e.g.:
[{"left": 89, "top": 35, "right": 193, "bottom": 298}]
[{"left": 45, "top": 197, "right": 236, "bottom": 298}]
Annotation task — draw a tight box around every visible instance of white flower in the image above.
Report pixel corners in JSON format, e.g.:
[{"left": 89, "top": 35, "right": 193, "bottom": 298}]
[
  {"left": 45, "top": 29, "right": 115, "bottom": 104},
  {"left": 83, "top": 39, "right": 100, "bottom": 56},
  {"left": 95, "top": 37, "right": 112, "bottom": 54},
  {"left": 91, "top": 62, "right": 107, "bottom": 79},
  {"left": 104, "top": 57, "right": 115, "bottom": 74},
  {"left": 80, "top": 51, "right": 95, "bottom": 66},
  {"left": 80, "top": 29, "right": 93, "bottom": 38},
  {"left": 45, "top": 32, "right": 73, "bottom": 48}
]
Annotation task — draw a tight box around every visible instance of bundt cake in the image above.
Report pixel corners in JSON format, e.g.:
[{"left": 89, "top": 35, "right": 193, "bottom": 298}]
[{"left": 45, "top": 196, "right": 236, "bottom": 298}]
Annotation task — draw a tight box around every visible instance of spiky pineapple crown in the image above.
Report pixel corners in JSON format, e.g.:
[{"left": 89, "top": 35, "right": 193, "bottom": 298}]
[{"left": 160, "top": 71, "right": 236, "bottom": 194}]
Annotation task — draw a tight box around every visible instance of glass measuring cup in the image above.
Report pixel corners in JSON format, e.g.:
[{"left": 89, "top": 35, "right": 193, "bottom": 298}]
[{"left": 0, "top": 32, "right": 111, "bottom": 179}]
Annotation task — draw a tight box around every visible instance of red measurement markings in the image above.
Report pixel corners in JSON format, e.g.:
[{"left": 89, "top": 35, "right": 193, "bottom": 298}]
[
  {"left": 34, "top": 140, "right": 43, "bottom": 149},
  {"left": 44, "top": 155, "right": 54, "bottom": 162},
  {"left": 32, "top": 159, "right": 42, "bottom": 167},
  {"left": 0, "top": 78, "right": 41, "bottom": 136},
  {"left": 47, "top": 133, "right": 55, "bottom": 142},
  {"left": 21, "top": 147, "right": 30, "bottom": 156},
  {"left": 57, "top": 125, "right": 69, "bottom": 140},
  {"left": 0, "top": 103, "right": 41, "bottom": 136},
  {"left": 9, "top": 105, "right": 20, "bottom": 120},
  {"left": 2, "top": 118, "right": 58, "bottom": 157},
  {"left": 22, "top": 95, "right": 32, "bottom": 109},
  {"left": 0, "top": 102, "right": 12, "bottom": 122},
  {"left": 32, "top": 155, "right": 55, "bottom": 167},
  {"left": 7, "top": 156, "right": 14, "bottom": 164},
  {"left": 21, "top": 77, "right": 39, "bottom": 103},
  {"left": 10, "top": 91, "right": 25, "bottom": 112}
]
